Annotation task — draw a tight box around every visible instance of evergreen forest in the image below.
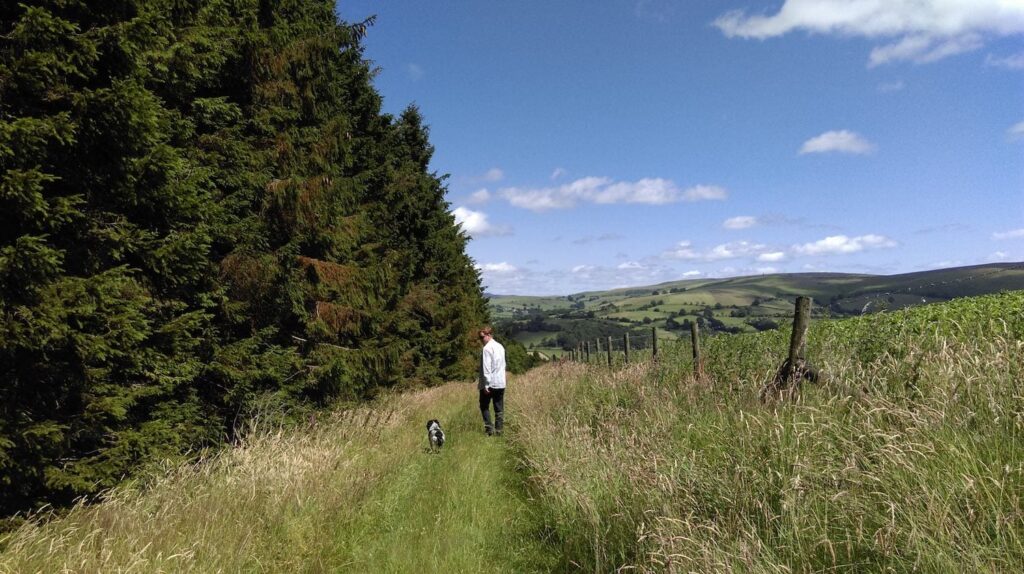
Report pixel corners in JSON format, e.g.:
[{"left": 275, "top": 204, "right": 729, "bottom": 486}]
[{"left": 0, "top": 0, "right": 489, "bottom": 517}]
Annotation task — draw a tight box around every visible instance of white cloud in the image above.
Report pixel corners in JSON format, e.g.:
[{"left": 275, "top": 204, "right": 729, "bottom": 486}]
[
  {"left": 480, "top": 261, "right": 687, "bottom": 295},
  {"left": 1008, "top": 121, "right": 1024, "bottom": 140},
  {"left": 617, "top": 261, "right": 644, "bottom": 269},
  {"left": 406, "top": 63, "right": 424, "bottom": 81},
  {"left": 758, "top": 251, "right": 787, "bottom": 262},
  {"left": 799, "top": 130, "right": 876, "bottom": 155},
  {"left": 681, "top": 270, "right": 702, "bottom": 278},
  {"left": 550, "top": 167, "right": 567, "bottom": 180},
  {"left": 664, "top": 240, "right": 699, "bottom": 260},
  {"left": 756, "top": 267, "right": 778, "bottom": 274},
  {"left": 682, "top": 184, "right": 728, "bottom": 201},
  {"left": 724, "top": 215, "right": 758, "bottom": 229},
  {"left": 714, "top": 0, "right": 1024, "bottom": 66},
  {"left": 993, "top": 228, "right": 1024, "bottom": 240},
  {"left": 475, "top": 262, "right": 529, "bottom": 294},
  {"left": 452, "top": 207, "right": 511, "bottom": 237},
  {"left": 468, "top": 189, "right": 491, "bottom": 204},
  {"left": 988, "top": 251, "right": 1009, "bottom": 260},
  {"left": 482, "top": 168, "right": 504, "bottom": 182},
  {"left": 986, "top": 51, "right": 1024, "bottom": 69},
  {"left": 664, "top": 240, "right": 770, "bottom": 261},
  {"left": 499, "top": 177, "right": 726, "bottom": 212},
  {"left": 792, "top": 234, "right": 897, "bottom": 255},
  {"left": 869, "top": 33, "right": 983, "bottom": 67},
  {"left": 478, "top": 262, "right": 518, "bottom": 273},
  {"left": 706, "top": 241, "right": 768, "bottom": 261}
]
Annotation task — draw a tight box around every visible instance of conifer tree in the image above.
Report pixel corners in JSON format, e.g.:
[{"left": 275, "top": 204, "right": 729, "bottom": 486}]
[
  {"left": 0, "top": 0, "right": 488, "bottom": 516},
  {"left": 0, "top": 0, "right": 230, "bottom": 511}
]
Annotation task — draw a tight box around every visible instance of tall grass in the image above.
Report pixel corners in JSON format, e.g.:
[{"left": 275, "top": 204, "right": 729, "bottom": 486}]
[
  {"left": 4, "top": 292, "right": 1020, "bottom": 573},
  {"left": 0, "top": 383, "right": 556, "bottom": 573},
  {"left": 512, "top": 292, "right": 1024, "bottom": 572}
]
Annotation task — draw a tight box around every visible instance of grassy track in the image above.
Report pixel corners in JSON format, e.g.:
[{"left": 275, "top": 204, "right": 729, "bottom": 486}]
[
  {"left": 0, "top": 383, "right": 561, "bottom": 573},
  {"left": 332, "top": 391, "right": 559, "bottom": 573}
]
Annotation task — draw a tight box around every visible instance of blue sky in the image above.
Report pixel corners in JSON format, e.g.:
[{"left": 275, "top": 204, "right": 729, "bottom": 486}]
[{"left": 339, "top": 0, "right": 1024, "bottom": 295}]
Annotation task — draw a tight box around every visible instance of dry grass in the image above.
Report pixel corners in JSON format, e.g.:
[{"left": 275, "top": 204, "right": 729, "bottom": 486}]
[{"left": 0, "top": 385, "right": 460, "bottom": 573}]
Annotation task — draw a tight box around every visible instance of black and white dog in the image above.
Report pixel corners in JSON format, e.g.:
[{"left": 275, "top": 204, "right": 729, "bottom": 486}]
[{"left": 426, "top": 419, "right": 445, "bottom": 451}]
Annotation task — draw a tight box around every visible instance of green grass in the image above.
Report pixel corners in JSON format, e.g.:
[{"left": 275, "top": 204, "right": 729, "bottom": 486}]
[
  {"left": 0, "top": 384, "right": 560, "bottom": 573},
  {"left": 333, "top": 402, "right": 557, "bottom": 573},
  {"left": 512, "top": 291, "right": 1024, "bottom": 572},
  {"left": 5, "top": 290, "right": 1022, "bottom": 573},
  {"left": 491, "top": 263, "right": 1024, "bottom": 335}
]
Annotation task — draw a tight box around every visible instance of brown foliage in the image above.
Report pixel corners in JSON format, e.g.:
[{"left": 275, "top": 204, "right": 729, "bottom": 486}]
[
  {"left": 220, "top": 253, "right": 276, "bottom": 302},
  {"left": 314, "top": 301, "right": 365, "bottom": 336},
  {"left": 296, "top": 256, "right": 356, "bottom": 291}
]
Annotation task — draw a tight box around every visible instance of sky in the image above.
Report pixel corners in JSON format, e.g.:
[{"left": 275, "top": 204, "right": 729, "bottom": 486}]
[{"left": 338, "top": 0, "right": 1024, "bottom": 295}]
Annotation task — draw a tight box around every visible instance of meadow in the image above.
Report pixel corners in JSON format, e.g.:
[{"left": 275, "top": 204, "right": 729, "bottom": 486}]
[
  {"left": 2, "top": 291, "right": 1021, "bottom": 572},
  {"left": 513, "top": 290, "right": 1023, "bottom": 571}
]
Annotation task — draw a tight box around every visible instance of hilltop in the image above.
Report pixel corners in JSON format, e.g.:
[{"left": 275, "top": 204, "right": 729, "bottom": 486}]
[{"left": 489, "top": 262, "right": 1024, "bottom": 354}]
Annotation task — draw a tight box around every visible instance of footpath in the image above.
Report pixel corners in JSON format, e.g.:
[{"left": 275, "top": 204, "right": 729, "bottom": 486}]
[{"left": 330, "top": 383, "right": 561, "bottom": 573}]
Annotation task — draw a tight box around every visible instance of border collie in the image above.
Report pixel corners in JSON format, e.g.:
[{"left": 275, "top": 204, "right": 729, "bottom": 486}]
[{"left": 426, "top": 419, "right": 445, "bottom": 451}]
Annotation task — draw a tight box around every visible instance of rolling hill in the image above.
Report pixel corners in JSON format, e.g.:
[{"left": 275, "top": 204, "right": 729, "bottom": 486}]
[{"left": 489, "top": 262, "right": 1024, "bottom": 353}]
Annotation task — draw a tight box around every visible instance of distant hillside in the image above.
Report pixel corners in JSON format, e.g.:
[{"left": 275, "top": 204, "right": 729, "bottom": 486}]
[{"left": 489, "top": 263, "right": 1024, "bottom": 354}]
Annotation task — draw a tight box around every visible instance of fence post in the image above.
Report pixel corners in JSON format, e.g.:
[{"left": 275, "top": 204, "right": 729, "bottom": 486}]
[
  {"left": 623, "top": 333, "right": 630, "bottom": 364},
  {"left": 651, "top": 327, "right": 658, "bottom": 359},
  {"left": 763, "top": 296, "right": 813, "bottom": 400},
  {"left": 788, "top": 296, "right": 811, "bottom": 370},
  {"left": 691, "top": 321, "right": 703, "bottom": 377},
  {"left": 607, "top": 336, "right": 612, "bottom": 367},
  {"left": 585, "top": 341, "right": 590, "bottom": 363}
]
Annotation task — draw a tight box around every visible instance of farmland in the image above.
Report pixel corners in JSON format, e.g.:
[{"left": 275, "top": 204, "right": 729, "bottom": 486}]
[{"left": 489, "top": 263, "right": 1024, "bottom": 356}]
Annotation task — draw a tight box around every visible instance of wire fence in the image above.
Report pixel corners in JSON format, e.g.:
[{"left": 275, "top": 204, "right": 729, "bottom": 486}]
[{"left": 548, "top": 263, "right": 1024, "bottom": 365}]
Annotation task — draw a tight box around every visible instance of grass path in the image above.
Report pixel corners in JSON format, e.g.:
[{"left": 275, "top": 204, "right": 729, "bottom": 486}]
[
  {"left": 0, "top": 382, "right": 563, "bottom": 573},
  {"left": 333, "top": 387, "right": 560, "bottom": 573}
]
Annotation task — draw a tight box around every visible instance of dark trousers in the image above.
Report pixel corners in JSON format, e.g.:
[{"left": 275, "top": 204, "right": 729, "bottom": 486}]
[{"left": 479, "top": 388, "right": 505, "bottom": 434}]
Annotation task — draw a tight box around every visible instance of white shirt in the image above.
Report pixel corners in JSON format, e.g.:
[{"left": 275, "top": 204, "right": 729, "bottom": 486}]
[{"left": 480, "top": 338, "right": 506, "bottom": 390}]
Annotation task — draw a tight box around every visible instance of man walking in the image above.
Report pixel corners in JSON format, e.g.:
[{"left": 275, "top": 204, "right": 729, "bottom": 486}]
[{"left": 478, "top": 326, "right": 506, "bottom": 436}]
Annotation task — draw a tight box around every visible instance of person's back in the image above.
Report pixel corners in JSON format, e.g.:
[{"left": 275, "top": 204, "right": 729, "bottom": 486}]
[
  {"left": 482, "top": 338, "right": 506, "bottom": 389},
  {"left": 478, "top": 327, "right": 506, "bottom": 435}
]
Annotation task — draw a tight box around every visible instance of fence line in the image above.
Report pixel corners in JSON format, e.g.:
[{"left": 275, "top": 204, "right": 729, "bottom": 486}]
[
  {"left": 534, "top": 265, "right": 1023, "bottom": 364},
  {"left": 566, "top": 298, "right": 813, "bottom": 392}
]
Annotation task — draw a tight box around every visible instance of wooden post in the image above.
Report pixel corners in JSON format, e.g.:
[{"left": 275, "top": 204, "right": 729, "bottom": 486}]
[
  {"left": 651, "top": 327, "right": 658, "bottom": 358},
  {"left": 607, "top": 336, "right": 612, "bottom": 367},
  {"left": 585, "top": 341, "right": 590, "bottom": 363},
  {"left": 623, "top": 333, "right": 630, "bottom": 363},
  {"left": 691, "top": 321, "right": 702, "bottom": 376},
  {"left": 764, "top": 296, "right": 813, "bottom": 399},
  {"left": 788, "top": 296, "right": 811, "bottom": 370}
]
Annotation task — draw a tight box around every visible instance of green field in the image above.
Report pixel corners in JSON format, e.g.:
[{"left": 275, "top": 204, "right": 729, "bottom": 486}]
[
  {"left": 491, "top": 263, "right": 1024, "bottom": 350},
  {"left": 4, "top": 291, "right": 1021, "bottom": 573},
  {"left": 509, "top": 290, "right": 1024, "bottom": 572}
]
